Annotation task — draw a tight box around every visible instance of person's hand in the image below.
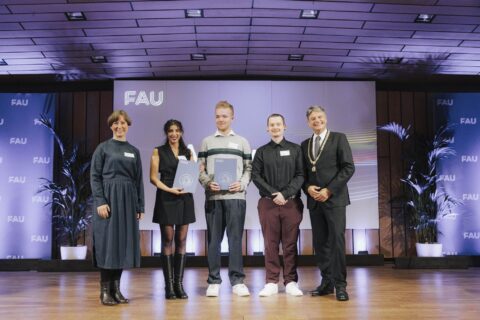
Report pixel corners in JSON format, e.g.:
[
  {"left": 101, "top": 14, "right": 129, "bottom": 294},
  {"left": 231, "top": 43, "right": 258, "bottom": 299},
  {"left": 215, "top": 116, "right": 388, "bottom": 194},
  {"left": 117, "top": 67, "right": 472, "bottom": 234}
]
[
  {"left": 169, "top": 187, "right": 185, "bottom": 195},
  {"left": 228, "top": 181, "right": 242, "bottom": 193},
  {"left": 308, "top": 185, "right": 321, "bottom": 200},
  {"left": 97, "top": 204, "right": 110, "bottom": 219},
  {"left": 272, "top": 192, "right": 287, "bottom": 206},
  {"left": 208, "top": 181, "right": 220, "bottom": 192},
  {"left": 315, "top": 188, "right": 332, "bottom": 202},
  {"left": 137, "top": 212, "right": 144, "bottom": 220}
]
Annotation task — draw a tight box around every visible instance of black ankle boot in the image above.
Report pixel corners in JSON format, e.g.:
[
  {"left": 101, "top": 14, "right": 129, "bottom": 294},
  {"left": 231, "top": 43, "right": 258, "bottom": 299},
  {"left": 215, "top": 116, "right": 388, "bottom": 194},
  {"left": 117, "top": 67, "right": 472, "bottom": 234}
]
[
  {"left": 161, "top": 254, "right": 176, "bottom": 300},
  {"left": 174, "top": 254, "right": 188, "bottom": 299},
  {"left": 100, "top": 281, "right": 117, "bottom": 306},
  {"left": 111, "top": 280, "right": 129, "bottom": 304}
]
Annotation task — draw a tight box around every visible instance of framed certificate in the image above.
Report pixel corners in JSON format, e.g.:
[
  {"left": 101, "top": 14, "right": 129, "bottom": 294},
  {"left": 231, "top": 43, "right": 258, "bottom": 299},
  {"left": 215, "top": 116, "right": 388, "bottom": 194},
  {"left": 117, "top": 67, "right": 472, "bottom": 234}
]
[
  {"left": 173, "top": 160, "right": 199, "bottom": 193},
  {"left": 214, "top": 158, "right": 237, "bottom": 190}
]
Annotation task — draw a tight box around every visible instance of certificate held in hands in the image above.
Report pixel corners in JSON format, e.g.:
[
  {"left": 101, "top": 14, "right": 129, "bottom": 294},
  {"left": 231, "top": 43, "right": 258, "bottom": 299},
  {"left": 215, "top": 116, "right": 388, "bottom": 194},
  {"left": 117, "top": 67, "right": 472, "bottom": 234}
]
[
  {"left": 173, "top": 160, "right": 199, "bottom": 194},
  {"left": 214, "top": 158, "right": 237, "bottom": 190}
]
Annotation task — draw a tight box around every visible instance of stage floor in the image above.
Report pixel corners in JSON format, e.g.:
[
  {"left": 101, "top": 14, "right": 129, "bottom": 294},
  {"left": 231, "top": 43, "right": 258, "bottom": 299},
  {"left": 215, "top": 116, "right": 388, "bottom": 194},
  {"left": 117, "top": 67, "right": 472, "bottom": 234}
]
[{"left": 0, "top": 265, "right": 479, "bottom": 319}]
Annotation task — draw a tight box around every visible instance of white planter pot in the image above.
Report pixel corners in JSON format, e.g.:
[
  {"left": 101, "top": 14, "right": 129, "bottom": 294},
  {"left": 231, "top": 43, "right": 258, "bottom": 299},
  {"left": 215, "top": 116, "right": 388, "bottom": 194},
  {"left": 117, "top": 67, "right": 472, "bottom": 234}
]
[
  {"left": 60, "top": 245, "right": 87, "bottom": 260},
  {"left": 416, "top": 243, "right": 443, "bottom": 257}
]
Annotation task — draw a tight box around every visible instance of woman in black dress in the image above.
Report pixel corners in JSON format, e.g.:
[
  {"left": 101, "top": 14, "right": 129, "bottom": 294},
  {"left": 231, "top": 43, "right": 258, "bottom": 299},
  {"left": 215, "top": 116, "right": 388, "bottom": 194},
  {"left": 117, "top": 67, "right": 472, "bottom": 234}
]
[
  {"left": 91, "top": 110, "right": 144, "bottom": 306},
  {"left": 150, "top": 119, "right": 196, "bottom": 299}
]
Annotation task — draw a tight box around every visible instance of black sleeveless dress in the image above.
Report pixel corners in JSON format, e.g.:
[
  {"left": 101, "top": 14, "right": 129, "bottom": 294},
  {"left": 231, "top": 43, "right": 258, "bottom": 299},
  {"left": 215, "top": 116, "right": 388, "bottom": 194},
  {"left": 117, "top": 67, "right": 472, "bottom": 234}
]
[{"left": 152, "top": 144, "right": 196, "bottom": 225}]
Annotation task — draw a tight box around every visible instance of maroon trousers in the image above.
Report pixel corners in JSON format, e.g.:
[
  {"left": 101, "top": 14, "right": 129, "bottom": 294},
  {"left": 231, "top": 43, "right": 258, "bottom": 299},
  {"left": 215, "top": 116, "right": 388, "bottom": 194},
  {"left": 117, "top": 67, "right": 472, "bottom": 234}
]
[{"left": 258, "top": 197, "right": 303, "bottom": 285}]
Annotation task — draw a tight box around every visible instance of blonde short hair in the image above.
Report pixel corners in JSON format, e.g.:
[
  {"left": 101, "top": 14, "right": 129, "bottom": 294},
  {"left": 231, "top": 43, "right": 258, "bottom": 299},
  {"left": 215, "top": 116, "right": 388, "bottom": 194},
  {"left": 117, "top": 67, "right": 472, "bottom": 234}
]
[{"left": 215, "top": 100, "right": 234, "bottom": 115}]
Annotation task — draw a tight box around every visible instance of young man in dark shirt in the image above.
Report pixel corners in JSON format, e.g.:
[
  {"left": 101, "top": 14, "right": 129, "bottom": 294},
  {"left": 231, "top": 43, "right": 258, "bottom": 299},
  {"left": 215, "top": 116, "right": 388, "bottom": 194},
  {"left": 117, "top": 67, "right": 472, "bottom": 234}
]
[{"left": 252, "top": 114, "right": 304, "bottom": 297}]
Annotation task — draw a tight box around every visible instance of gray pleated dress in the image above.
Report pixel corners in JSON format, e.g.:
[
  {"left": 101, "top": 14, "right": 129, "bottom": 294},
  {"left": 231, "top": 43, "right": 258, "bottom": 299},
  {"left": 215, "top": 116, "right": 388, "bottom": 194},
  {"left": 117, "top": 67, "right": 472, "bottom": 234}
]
[{"left": 90, "top": 139, "right": 145, "bottom": 269}]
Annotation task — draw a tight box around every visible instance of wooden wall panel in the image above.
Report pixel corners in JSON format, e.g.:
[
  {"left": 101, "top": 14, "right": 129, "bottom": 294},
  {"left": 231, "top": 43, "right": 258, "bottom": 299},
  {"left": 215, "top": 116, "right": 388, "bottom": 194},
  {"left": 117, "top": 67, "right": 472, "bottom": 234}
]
[
  {"left": 366, "top": 229, "right": 380, "bottom": 254},
  {"left": 299, "top": 230, "right": 313, "bottom": 255},
  {"left": 345, "top": 229, "right": 353, "bottom": 255}
]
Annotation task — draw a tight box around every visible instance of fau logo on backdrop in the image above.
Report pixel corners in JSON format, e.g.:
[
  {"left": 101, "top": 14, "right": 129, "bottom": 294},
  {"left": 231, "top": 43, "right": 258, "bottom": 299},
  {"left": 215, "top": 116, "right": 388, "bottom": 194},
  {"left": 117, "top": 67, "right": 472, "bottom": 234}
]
[
  {"left": 6, "top": 255, "right": 24, "bottom": 259},
  {"left": 33, "top": 118, "right": 52, "bottom": 125},
  {"left": 9, "top": 137, "right": 27, "bottom": 144},
  {"left": 464, "top": 232, "right": 480, "bottom": 240},
  {"left": 33, "top": 156, "right": 51, "bottom": 164},
  {"left": 124, "top": 90, "right": 164, "bottom": 106},
  {"left": 461, "top": 155, "right": 478, "bottom": 163},
  {"left": 8, "top": 176, "right": 26, "bottom": 184},
  {"left": 437, "top": 174, "right": 455, "bottom": 182},
  {"left": 10, "top": 98, "right": 29, "bottom": 107},
  {"left": 32, "top": 195, "right": 49, "bottom": 203},
  {"left": 460, "top": 117, "right": 477, "bottom": 125},
  {"left": 7, "top": 215, "right": 25, "bottom": 223},
  {"left": 462, "top": 193, "right": 479, "bottom": 201},
  {"left": 436, "top": 99, "right": 453, "bottom": 107},
  {"left": 31, "top": 235, "right": 49, "bottom": 243}
]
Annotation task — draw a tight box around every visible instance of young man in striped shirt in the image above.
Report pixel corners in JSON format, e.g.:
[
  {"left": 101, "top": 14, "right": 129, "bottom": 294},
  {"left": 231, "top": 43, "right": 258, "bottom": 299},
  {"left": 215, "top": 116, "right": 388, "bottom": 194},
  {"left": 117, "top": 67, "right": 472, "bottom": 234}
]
[{"left": 198, "top": 100, "right": 252, "bottom": 297}]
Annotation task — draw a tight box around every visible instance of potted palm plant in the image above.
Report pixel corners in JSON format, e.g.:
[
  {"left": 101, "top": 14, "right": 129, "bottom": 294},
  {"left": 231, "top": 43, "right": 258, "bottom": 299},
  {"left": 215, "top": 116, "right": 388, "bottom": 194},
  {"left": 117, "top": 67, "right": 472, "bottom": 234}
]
[
  {"left": 37, "top": 114, "right": 92, "bottom": 260},
  {"left": 378, "top": 122, "right": 460, "bottom": 257}
]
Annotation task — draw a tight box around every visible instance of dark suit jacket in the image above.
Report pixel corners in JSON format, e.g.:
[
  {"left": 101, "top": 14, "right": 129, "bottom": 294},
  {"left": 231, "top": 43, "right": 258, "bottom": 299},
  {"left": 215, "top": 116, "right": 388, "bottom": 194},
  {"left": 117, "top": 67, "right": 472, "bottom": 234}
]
[{"left": 301, "top": 131, "right": 355, "bottom": 210}]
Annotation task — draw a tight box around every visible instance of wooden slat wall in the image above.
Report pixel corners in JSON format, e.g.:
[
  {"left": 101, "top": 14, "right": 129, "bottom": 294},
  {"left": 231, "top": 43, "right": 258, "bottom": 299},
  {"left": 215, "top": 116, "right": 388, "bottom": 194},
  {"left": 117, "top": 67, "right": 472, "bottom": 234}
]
[{"left": 55, "top": 88, "right": 430, "bottom": 258}]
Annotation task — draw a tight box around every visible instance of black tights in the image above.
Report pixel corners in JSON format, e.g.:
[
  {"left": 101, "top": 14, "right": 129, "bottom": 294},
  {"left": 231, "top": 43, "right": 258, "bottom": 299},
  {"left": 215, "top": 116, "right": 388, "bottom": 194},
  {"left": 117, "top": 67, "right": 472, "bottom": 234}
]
[
  {"left": 100, "top": 268, "right": 123, "bottom": 282},
  {"left": 160, "top": 224, "right": 189, "bottom": 255}
]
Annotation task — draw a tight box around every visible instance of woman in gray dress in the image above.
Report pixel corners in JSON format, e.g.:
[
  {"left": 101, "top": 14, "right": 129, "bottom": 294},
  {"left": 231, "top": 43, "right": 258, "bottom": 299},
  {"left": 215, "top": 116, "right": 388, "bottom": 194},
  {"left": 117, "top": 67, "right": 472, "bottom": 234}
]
[
  {"left": 150, "top": 119, "right": 196, "bottom": 299},
  {"left": 91, "top": 110, "right": 144, "bottom": 306}
]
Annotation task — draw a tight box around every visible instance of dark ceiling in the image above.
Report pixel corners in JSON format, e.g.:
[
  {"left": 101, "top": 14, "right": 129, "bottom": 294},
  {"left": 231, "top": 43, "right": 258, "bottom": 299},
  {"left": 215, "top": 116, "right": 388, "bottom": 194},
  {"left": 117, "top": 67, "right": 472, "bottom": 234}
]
[{"left": 1, "top": 0, "right": 480, "bottom": 82}]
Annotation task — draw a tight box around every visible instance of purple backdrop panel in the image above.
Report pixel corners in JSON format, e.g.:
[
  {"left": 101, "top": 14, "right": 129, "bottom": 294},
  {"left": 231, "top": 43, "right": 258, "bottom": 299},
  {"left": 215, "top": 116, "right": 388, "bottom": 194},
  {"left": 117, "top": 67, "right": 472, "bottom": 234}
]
[
  {"left": 113, "top": 80, "right": 378, "bottom": 231},
  {"left": 435, "top": 93, "right": 480, "bottom": 255},
  {"left": 0, "top": 93, "right": 55, "bottom": 259}
]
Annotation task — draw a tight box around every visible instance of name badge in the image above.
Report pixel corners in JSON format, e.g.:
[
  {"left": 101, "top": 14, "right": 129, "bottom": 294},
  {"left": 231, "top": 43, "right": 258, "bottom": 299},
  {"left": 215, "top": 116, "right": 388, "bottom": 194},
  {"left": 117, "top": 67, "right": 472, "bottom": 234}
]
[
  {"left": 178, "top": 155, "right": 187, "bottom": 160},
  {"left": 280, "top": 150, "right": 290, "bottom": 156},
  {"left": 228, "top": 142, "right": 239, "bottom": 149},
  {"left": 124, "top": 152, "right": 135, "bottom": 158}
]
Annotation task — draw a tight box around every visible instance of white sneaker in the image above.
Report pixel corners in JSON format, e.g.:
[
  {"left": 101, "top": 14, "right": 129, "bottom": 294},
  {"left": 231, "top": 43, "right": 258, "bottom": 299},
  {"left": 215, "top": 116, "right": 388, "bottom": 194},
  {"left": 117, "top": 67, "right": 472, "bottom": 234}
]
[
  {"left": 232, "top": 283, "right": 250, "bottom": 297},
  {"left": 285, "top": 281, "right": 303, "bottom": 296},
  {"left": 206, "top": 284, "right": 220, "bottom": 297},
  {"left": 259, "top": 283, "right": 278, "bottom": 297}
]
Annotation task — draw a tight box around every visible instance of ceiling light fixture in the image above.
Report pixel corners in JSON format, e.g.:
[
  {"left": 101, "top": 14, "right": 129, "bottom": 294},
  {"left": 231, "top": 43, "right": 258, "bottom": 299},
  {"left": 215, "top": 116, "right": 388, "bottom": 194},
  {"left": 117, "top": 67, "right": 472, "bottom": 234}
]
[
  {"left": 384, "top": 57, "right": 403, "bottom": 64},
  {"left": 300, "top": 9, "right": 319, "bottom": 19},
  {"left": 415, "top": 13, "right": 435, "bottom": 23},
  {"left": 191, "top": 53, "right": 206, "bottom": 60},
  {"left": 65, "top": 12, "right": 86, "bottom": 21},
  {"left": 0, "top": 59, "right": 7, "bottom": 66},
  {"left": 90, "top": 55, "right": 107, "bottom": 63},
  {"left": 288, "top": 54, "right": 304, "bottom": 61},
  {"left": 185, "top": 9, "right": 204, "bottom": 18}
]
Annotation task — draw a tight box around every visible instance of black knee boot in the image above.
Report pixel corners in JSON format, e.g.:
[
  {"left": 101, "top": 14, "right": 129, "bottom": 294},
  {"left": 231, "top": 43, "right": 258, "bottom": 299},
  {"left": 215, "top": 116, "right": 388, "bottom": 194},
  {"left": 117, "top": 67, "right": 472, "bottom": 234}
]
[
  {"left": 100, "top": 281, "right": 117, "bottom": 306},
  {"left": 174, "top": 254, "right": 188, "bottom": 299},
  {"left": 161, "top": 254, "right": 176, "bottom": 299}
]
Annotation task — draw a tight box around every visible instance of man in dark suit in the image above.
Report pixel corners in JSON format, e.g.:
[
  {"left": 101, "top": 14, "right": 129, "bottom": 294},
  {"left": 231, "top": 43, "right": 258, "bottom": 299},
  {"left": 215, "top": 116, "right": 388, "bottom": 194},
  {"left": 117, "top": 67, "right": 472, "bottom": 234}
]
[{"left": 301, "top": 105, "right": 355, "bottom": 301}]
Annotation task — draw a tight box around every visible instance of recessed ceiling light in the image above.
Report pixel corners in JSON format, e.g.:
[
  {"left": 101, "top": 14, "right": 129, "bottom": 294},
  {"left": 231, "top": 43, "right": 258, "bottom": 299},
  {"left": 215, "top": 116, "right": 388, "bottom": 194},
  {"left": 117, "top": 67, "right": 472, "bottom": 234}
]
[
  {"left": 65, "top": 12, "right": 86, "bottom": 21},
  {"left": 0, "top": 59, "right": 7, "bottom": 66},
  {"left": 384, "top": 57, "right": 403, "bottom": 64},
  {"left": 191, "top": 53, "right": 206, "bottom": 61},
  {"left": 185, "top": 9, "right": 204, "bottom": 18},
  {"left": 300, "top": 9, "right": 319, "bottom": 19},
  {"left": 288, "top": 54, "right": 304, "bottom": 61},
  {"left": 90, "top": 55, "right": 107, "bottom": 63},
  {"left": 415, "top": 13, "right": 435, "bottom": 23}
]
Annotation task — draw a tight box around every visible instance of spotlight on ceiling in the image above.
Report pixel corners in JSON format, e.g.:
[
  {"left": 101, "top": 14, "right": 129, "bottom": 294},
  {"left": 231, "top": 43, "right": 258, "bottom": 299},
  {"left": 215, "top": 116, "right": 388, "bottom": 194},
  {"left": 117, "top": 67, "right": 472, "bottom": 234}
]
[
  {"left": 300, "top": 9, "right": 319, "bottom": 19},
  {"left": 65, "top": 12, "right": 86, "bottom": 21},
  {"left": 415, "top": 13, "right": 435, "bottom": 23},
  {"left": 288, "top": 54, "right": 304, "bottom": 61},
  {"left": 384, "top": 57, "right": 403, "bottom": 64},
  {"left": 185, "top": 9, "right": 204, "bottom": 18},
  {"left": 0, "top": 59, "right": 7, "bottom": 66},
  {"left": 191, "top": 53, "right": 206, "bottom": 61},
  {"left": 90, "top": 55, "right": 107, "bottom": 63}
]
